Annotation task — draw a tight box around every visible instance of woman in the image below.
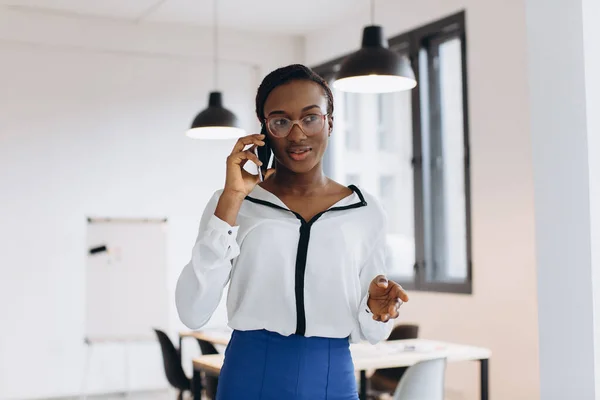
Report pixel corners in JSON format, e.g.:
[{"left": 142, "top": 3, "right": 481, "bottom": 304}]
[{"left": 175, "top": 64, "right": 409, "bottom": 400}]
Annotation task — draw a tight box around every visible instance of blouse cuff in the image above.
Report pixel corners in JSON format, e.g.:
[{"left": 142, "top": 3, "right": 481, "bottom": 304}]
[
  {"left": 207, "top": 214, "right": 240, "bottom": 239},
  {"left": 195, "top": 215, "right": 240, "bottom": 268},
  {"left": 358, "top": 293, "right": 393, "bottom": 344}
]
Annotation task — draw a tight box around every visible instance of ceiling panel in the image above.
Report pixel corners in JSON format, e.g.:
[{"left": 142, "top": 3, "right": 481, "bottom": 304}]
[
  {"left": 0, "top": 0, "right": 164, "bottom": 20},
  {"left": 144, "top": 0, "right": 370, "bottom": 34},
  {"left": 1, "top": 0, "right": 373, "bottom": 34}
]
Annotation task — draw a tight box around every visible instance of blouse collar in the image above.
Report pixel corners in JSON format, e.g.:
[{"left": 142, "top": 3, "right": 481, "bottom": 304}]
[{"left": 245, "top": 184, "right": 367, "bottom": 215}]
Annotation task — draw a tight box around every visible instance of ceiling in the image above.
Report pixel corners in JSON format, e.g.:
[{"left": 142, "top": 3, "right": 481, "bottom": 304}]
[{"left": 1, "top": 0, "right": 374, "bottom": 34}]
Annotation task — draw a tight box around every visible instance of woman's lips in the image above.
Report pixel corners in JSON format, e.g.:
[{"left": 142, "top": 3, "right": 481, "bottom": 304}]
[{"left": 288, "top": 147, "right": 312, "bottom": 161}]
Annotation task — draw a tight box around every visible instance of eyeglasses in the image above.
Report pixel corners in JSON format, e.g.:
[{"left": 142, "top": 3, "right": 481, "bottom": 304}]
[{"left": 265, "top": 113, "right": 328, "bottom": 138}]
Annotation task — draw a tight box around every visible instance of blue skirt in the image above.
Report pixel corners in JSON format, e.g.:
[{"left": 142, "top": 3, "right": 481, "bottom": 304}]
[{"left": 216, "top": 329, "right": 359, "bottom": 400}]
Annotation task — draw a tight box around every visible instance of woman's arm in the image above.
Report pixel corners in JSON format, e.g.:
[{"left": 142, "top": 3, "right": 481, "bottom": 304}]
[{"left": 175, "top": 190, "right": 243, "bottom": 329}]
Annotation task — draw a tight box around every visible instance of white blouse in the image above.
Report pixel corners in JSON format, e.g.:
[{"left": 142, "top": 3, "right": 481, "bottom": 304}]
[{"left": 175, "top": 184, "right": 394, "bottom": 345}]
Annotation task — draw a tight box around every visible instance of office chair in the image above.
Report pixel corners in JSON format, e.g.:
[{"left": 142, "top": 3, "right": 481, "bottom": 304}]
[
  {"left": 392, "top": 358, "right": 446, "bottom": 400},
  {"left": 196, "top": 339, "right": 220, "bottom": 399},
  {"left": 368, "top": 324, "right": 420, "bottom": 398},
  {"left": 154, "top": 329, "right": 191, "bottom": 400}
]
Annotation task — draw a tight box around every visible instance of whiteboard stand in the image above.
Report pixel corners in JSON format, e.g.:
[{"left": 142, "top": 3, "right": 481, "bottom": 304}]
[
  {"left": 80, "top": 337, "right": 93, "bottom": 400},
  {"left": 123, "top": 342, "right": 130, "bottom": 399}
]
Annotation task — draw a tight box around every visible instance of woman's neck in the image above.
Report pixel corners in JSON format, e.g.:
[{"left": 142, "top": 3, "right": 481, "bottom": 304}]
[{"left": 270, "top": 164, "right": 329, "bottom": 196}]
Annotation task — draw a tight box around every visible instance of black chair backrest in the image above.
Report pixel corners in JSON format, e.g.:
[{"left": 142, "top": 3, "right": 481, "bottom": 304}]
[
  {"left": 388, "top": 324, "right": 419, "bottom": 341},
  {"left": 154, "top": 329, "right": 190, "bottom": 391},
  {"left": 197, "top": 338, "right": 219, "bottom": 355}
]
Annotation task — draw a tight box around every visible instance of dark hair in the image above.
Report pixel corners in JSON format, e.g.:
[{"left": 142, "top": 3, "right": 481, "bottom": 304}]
[{"left": 255, "top": 64, "right": 334, "bottom": 122}]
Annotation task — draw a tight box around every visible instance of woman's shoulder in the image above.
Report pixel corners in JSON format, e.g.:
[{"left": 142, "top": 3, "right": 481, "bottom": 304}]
[
  {"left": 325, "top": 179, "right": 383, "bottom": 208},
  {"left": 344, "top": 185, "right": 385, "bottom": 227},
  {"left": 347, "top": 184, "right": 384, "bottom": 210},
  {"left": 324, "top": 179, "right": 387, "bottom": 222}
]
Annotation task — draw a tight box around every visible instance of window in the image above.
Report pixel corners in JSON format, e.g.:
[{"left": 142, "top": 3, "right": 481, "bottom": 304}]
[
  {"left": 377, "top": 94, "right": 397, "bottom": 152},
  {"left": 314, "top": 12, "right": 471, "bottom": 294},
  {"left": 344, "top": 92, "right": 361, "bottom": 151}
]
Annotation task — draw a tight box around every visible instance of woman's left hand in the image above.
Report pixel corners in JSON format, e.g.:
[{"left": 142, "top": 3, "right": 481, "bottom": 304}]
[{"left": 367, "top": 275, "right": 409, "bottom": 322}]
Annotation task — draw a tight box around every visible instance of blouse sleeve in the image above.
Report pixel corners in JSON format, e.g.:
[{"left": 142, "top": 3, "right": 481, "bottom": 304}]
[
  {"left": 357, "top": 230, "right": 395, "bottom": 345},
  {"left": 175, "top": 190, "right": 240, "bottom": 329}
]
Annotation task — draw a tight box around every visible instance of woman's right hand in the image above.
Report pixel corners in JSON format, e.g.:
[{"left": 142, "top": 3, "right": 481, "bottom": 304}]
[{"left": 223, "top": 133, "right": 274, "bottom": 198}]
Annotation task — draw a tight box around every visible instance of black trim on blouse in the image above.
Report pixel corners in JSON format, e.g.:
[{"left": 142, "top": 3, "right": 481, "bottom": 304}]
[{"left": 245, "top": 185, "right": 367, "bottom": 336}]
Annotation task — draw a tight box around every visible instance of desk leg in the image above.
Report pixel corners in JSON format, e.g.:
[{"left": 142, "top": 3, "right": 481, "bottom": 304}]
[
  {"left": 192, "top": 368, "right": 202, "bottom": 400},
  {"left": 359, "top": 370, "right": 367, "bottom": 400},
  {"left": 480, "top": 359, "right": 489, "bottom": 400}
]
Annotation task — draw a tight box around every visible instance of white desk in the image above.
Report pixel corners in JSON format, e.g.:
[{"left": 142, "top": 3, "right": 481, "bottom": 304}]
[{"left": 181, "top": 329, "right": 491, "bottom": 400}]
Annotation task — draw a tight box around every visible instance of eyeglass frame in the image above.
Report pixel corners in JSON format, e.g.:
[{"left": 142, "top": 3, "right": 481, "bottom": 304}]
[{"left": 263, "top": 113, "right": 331, "bottom": 138}]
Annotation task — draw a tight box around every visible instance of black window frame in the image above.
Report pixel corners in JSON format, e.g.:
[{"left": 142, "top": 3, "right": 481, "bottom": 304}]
[{"left": 313, "top": 11, "right": 472, "bottom": 294}]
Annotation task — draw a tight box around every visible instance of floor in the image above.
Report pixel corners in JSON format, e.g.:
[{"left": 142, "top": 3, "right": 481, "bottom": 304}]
[{"left": 54, "top": 390, "right": 185, "bottom": 400}]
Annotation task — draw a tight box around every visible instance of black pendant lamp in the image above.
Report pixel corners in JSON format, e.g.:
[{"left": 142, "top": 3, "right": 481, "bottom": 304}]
[
  {"left": 333, "top": 0, "right": 417, "bottom": 93},
  {"left": 186, "top": 0, "right": 245, "bottom": 139}
]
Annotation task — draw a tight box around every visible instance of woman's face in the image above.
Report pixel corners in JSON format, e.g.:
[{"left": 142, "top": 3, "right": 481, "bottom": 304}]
[{"left": 263, "top": 80, "right": 332, "bottom": 175}]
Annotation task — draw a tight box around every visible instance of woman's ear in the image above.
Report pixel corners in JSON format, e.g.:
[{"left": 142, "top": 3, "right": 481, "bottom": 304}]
[{"left": 328, "top": 115, "right": 334, "bottom": 136}]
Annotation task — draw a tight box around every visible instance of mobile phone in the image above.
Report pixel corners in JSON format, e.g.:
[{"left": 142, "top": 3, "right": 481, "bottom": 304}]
[
  {"left": 253, "top": 146, "right": 263, "bottom": 182},
  {"left": 255, "top": 124, "right": 272, "bottom": 177}
]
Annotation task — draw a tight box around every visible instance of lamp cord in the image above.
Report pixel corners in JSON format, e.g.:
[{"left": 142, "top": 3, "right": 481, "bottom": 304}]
[{"left": 213, "top": 0, "right": 218, "bottom": 90}]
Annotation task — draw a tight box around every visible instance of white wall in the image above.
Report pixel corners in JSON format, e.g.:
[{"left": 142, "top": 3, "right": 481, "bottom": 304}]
[
  {"left": 305, "top": 1, "right": 539, "bottom": 399},
  {"left": 0, "top": 8, "right": 301, "bottom": 399},
  {"left": 583, "top": 0, "right": 600, "bottom": 396},
  {"left": 526, "top": 0, "right": 598, "bottom": 397}
]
